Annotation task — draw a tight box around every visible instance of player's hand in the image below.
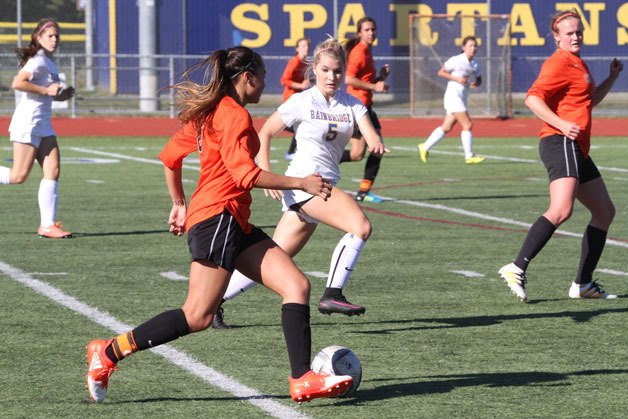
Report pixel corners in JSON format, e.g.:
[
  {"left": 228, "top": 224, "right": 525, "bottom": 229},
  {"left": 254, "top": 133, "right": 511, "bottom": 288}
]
[
  {"left": 263, "top": 188, "right": 284, "bottom": 201},
  {"left": 374, "top": 80, "right": 389, "bottom": 93},
  {"left": 379, "top": 64, "right": 390, "bottom": 80},
  {"left": 56, "top": 86, "right": 75, "bottom": 100},
  {"left": 368, "top": 142, "right": 391, "bottom": 157},
  {"left": 168, "top": 203, "right": 187, "bottom": 236},
  {"left": 559, "top": 120, "right": 581, "bottom": 140},
  {"left": 302, "top": 173, "right": 332, "bottom": 201},
  {"left": 44, "top": 83, "right": 61, "bottom": 96},
  {"left": 610, "top": 58, "right": 623, "bottom": 79},
  {"left": 469, "top": 82, "right": 478, "bottom": 89},
  {"left": 457, "top": 76, "right": 469, "bottom": 86}
]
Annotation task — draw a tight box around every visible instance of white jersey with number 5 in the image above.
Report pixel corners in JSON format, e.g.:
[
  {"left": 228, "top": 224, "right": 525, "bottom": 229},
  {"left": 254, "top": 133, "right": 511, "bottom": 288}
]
[
  {"left": 279, "top": 87, "right": 367, "bottom": 183},
  {"left": 443, "top": 52, "right": 481, "bottom": 113}
]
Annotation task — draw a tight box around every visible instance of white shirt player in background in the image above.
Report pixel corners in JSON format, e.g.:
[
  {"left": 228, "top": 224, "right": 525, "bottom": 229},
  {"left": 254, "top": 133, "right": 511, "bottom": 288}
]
[
  {"left": 211, "top": 37, "right": 388, "bottom": 328},
  {"left": 1, "top": 19, "right": 75, "bottom": 238},
  {"left": 418, "top": 36, "right": 485, "bottom": 164}
]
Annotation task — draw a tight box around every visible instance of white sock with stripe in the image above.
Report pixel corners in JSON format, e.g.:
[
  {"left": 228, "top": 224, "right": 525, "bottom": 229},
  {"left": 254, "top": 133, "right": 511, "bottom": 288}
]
[
  {"left": 224, "top": 270, "right": 257, "bottom": 300},
  {"left": 326, "top": 233, "right": 366, "bottom": 289}
]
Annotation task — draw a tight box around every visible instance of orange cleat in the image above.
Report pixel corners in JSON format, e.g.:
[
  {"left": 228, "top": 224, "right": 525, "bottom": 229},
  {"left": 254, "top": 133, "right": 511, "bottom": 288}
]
[
  {"left": 86, "top": 339, "right": 118, "bottom": 402},
  {"left": 38, "top": 222, "right": 72, "bottom": 238},
  {"left": 288, "top": 370, "right": 353, "bottom": 403}
]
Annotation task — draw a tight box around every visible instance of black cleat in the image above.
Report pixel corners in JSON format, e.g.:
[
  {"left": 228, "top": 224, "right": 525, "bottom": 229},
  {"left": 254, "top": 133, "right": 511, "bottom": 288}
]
[
  {"left": 211, "top": 304, "right": 231, "bottom": 329},
  {"left": 318, "top": 295, "right": 366, "bottom": 316}
]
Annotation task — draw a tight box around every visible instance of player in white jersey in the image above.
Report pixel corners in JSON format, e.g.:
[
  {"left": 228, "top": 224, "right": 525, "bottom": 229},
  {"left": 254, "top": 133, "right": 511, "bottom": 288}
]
[
  {"left": 1, "top": 19, "right": 75, "bottom": 238},
  {"left": 210, "top": 38, "right": 388, "bottom": 328},
  {"left": 418, "top": 36, "right": 485, "bottom": 164}
]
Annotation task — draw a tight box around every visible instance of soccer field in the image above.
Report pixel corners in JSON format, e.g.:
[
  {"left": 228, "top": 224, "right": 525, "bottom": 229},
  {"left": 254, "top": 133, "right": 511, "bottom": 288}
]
[{"left": 1, "top": 136, "right": 627, "bottom": 418}]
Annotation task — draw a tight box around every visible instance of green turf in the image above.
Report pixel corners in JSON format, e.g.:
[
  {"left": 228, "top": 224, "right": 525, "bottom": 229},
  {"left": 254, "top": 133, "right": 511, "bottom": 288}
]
[{"left": 1, "top": 136, "right": 627, "bottom": 418}]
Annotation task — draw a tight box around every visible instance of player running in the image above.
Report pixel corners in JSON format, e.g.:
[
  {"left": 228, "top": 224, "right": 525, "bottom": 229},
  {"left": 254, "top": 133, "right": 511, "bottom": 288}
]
[
  {"left": 85, "top": 46, "right": 352, "bottom": 404},
  {"left": 212, "top": 37, "right": 388, "bottom": 328},
  {"left": 418, "top": 36, "right": 485, "bottom": 164}
]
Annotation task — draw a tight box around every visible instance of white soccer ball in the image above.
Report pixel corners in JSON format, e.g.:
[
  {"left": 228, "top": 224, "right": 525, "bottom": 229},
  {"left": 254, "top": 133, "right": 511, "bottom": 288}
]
[{"left": 310, "top": 345, "right": 362, "bottom": 397}]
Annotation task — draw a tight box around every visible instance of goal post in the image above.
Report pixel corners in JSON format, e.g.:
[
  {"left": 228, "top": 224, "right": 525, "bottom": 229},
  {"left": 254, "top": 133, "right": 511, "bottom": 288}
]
[{"left": 409, "top": 14, "right": 512, "bottom": 119}]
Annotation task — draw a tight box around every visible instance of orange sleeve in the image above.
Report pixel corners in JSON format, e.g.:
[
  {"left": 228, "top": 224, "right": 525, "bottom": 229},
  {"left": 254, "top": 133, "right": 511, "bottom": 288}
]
[
  {"left": 346, "top": 48, "right": 362, "bottom": 78},
  {"left": 527, "top": 56, "right": 569, "bottom": 101},
  {"left": 216, "top": 110, "right": 262, "bottom": 190},
  {"left": 281, "top": 57, "right": 300, "bottom": 87},
  {"left": 158, "top": 122, "right": 197, "bottom": 169}
]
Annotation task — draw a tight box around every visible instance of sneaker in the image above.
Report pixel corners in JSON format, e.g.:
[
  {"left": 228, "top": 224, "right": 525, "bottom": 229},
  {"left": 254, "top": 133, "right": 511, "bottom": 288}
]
[
  {"left": 288, "top": 370, "right": 353, "bottom": 403},
  {"left": 417, "top": 143, "right": 429, "bottom": 163},
  {"left": 318, "top": 295, "right": 366, "bottom": 316},
  {"left": 211, "top": 303, "right": 231, "bottom": 329},
  {"left": 284, "top": 152, "right": 295, "bottom": 161},
  {"left": 569, "top": 281, "right": 617, "bottom": 299},
  {"left": 355, "top": 191, "right": 384, "bottom": 203},
  {"left": 498, "top": 263, "right": 528, "bottom": 302},
  {"left": 465, "top": 155, "right": 486, "bottom": 164},
  {"left": 38, "top": 222, "right": 72, "bottom": 238},
  {"left": 86, "top": 339, "right": 118, "bottom": 403}
]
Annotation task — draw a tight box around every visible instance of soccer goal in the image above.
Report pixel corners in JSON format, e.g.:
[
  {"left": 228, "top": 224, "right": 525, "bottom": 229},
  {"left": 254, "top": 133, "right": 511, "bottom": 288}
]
[{"left": 409, "top": 14, "right": 512, "bottom": 118}]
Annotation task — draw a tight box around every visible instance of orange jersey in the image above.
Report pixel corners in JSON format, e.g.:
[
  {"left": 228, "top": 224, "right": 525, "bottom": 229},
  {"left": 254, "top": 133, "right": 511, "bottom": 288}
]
[
  {"left": 346, "top": 41, "right": 376, "bottom": 107},
  {"left": 159, "top": 95, "right": 262, "bottom": 233},
  {"left": 527, "top": 48, "right": 595, "bottom": 157},
  {"left": 281, "top": 55, "right": 308, "bottom": 102}
]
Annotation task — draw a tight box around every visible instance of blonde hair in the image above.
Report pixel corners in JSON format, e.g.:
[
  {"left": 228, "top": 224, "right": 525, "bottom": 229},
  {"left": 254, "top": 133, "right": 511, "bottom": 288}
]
[
  {"left": 551, "top": 8, "right": 581, "bottom": 33},
  {"left": 310, "top": 36, "right": 346, "bottom": 73}
]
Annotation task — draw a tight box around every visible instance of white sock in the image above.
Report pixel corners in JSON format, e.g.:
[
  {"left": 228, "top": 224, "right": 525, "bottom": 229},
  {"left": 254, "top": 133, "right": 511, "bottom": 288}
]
[
  {"left": 423, "top": 127, "right": 445, "bottom": 150},
  {"left": 0, "top": 166, "right": 10, "bottom": 184},
  {"left": 38, "top": 179, "right": 58, "bottom": 227},
  {"left": 461, "top": 130, "right": 473, "bottom": 158},
  {"left": 223, "top": 270, "right": 257, "bottom": 301},
  {"left": 326, "top": 233, "right": 366, "bottom": 289}
]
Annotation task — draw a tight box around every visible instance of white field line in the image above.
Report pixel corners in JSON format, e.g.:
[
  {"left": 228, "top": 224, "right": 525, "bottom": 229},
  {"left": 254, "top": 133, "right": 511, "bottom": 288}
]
[
  {"left": 71, "top": 146, "right": 628, "bottom": 250},
  {"left": 596, "top": 268, "right": 628, "bottom": 276},
  {"left": 160, "top": 271, "right": 188, "bottom": 281},
  {"left": 0, "top": 262, "right": 308, "bottom": 419},
  {"left": 449, "top": 270, "right": 485, "bottom": 278}
]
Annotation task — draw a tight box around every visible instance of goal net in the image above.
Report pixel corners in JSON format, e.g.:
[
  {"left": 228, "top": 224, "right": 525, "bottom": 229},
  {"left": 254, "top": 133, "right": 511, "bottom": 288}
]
[{"left": 409, "top": 14, "right": 512, "bottom": 118}]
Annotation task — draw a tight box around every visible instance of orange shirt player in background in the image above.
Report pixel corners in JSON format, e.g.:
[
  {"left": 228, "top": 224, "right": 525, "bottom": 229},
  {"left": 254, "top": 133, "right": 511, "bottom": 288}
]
[
  {"left": 498, "top": 9, "right": 623, "bottom": 302},
  {"left": 281, "top": 37, "right": 311, "bottom": 160},
  {"left": 85, "top": 46, "right": 352, "bottom": 404}
]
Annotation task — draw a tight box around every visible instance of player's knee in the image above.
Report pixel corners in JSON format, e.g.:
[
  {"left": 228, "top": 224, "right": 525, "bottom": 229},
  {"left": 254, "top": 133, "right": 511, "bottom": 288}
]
[
  {"left": 10, "top": 170, "right": 30, "bottom": 184},
  {"left": 549, "top": 209, "right": 573, "bottom": 226},
  {"left": 352, "top": 220, "right": 372, "bottom": 241}
]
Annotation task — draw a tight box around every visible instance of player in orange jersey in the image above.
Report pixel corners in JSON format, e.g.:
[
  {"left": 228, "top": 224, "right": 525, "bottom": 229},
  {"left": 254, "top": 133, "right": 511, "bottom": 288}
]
[
  {"left": 499, "top": 9, "right": 623, "bottom": 302},
  {"left": 343, "top": 16, "right": 390, "bottom": 203},
  {"left": 85, "top": 46, "right": 352, "bottom": 404}
]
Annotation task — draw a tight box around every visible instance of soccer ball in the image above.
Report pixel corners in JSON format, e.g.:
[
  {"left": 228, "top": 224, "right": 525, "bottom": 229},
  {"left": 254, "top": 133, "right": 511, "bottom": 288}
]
[{"left": 310, "top": 345, "right": 362, "bottom": 397}]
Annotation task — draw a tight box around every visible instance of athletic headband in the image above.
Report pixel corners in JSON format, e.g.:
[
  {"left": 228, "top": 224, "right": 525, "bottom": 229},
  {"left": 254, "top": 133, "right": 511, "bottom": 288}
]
[
  {"left": 230, "top": 54, "right": 256, "bottom": 79},
  {"left": 37, "top": 21, "right": 58, "bottom": 36},
  {"left": 552, "top": 12, "right": 580, "bottom": 31}
]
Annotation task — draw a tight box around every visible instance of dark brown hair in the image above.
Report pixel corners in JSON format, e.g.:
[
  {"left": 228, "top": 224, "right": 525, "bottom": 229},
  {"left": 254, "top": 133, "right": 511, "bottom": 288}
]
[
  {"left": 344, "top": 16, "right": 376, "bottom": 56},
  {"left": 14, "top": 18, "right": 60, "bottom": 67}
]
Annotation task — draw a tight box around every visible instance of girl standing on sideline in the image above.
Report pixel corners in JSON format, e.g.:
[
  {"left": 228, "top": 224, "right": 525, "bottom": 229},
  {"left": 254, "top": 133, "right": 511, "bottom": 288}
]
[
  {"left": 281, "top": 37, "right": 311, "bottom": 161},
  {"left": 343, "top": 16, "right": 390, "bottom": 203},
  {"left": 1, "top": 19, "right": 74, "bottom": 238},
  {"left": 418, "top": 36, "right": 485, "bottom": 165},
  {"left": 215, "top": 37, "right": 388, "bottom": 327},
  {"left": 86, "top": 46, "right": 352, "bottom": 404},
  {"left": 499, "top": 9, "right": 622, "bottom": 301}
]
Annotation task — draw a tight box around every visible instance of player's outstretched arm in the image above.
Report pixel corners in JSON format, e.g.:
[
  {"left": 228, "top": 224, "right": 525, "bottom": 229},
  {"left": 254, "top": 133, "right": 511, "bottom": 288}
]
[
  {"left": 356, "top": 113, "right": 389, "bottom": 157},
  {"left": 257, "top": 111, "right": 288, "bottom": 200},
  {"left": 163, "top": 166, "right": 186, "bottom": 236},
  {"left": 592, "top": 58, "right": 623, "bottom": 107}
]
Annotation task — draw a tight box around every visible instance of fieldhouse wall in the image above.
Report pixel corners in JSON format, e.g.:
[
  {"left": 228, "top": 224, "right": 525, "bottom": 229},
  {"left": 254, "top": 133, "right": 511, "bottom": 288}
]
[{"left": 94, "top": 0, "right": 628, "bottom": 93}]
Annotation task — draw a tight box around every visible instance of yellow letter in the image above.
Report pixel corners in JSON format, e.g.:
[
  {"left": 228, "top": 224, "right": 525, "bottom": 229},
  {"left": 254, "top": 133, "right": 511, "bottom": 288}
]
[
  {"left": 390, "top": 3, "right": 434, "bottom": 47},
  {"left": 556, "top": 3, "right": 605, "bottom": 45},
  {"left": 337, "top": 3, "right": 366, "bottom": 43},
  {"left": 498, "top": 3, "right": 545, "bottom": 46},
  {"left": 618, "top": 3, "right": 628, "bottom": 45},
  {"left": 231, "top": 3, "right": 270, "bottom": 48},
  {"left": 446, "top": 3, "right": 488, "bottom": 45},
  {"left": 283, "top": 4, "right": 327, "bottom": 47}
]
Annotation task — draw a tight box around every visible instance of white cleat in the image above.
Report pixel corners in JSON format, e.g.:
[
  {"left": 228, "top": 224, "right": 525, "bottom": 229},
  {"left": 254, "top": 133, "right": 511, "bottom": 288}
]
[{"left": 499, "top": 263, "right": 528, "bottom": 302}]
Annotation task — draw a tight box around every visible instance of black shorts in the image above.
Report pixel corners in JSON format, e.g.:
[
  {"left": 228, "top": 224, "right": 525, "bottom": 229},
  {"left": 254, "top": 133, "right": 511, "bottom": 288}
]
[
  {"left": 539, "top": 134, "right": 601, "bottom": 184},
  {"left": 352, "top": 106, "right": 381, "bottom": 138},
  {"left": 187, "top": 210, "right": 270, "bottom": 272}
]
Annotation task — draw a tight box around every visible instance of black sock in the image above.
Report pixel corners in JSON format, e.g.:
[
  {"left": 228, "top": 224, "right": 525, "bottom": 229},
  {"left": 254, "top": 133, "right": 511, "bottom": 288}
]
[
  {"left": 514, "top": 216, "right": 556, "bottom": 271},
  {"left": 287, "top": 137, "right": 297, "bottom": 154},
  {"left": 281, "top": 303, "right": 311, "bottom": 379},
  {"left": 340, "top": 149, "right": 351, "bottom": 163},
  {"left": 131, "top": 308, "right": 191, "bottom": 351},
  {"left": 575, "top": 225, "right": 607, "bottom": 284},
  {"left": 363, "top": 153, "right": 381, "bottom": 182},
  {"left": 322, "top": 287, "right": 343, "bottom": 299}
]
